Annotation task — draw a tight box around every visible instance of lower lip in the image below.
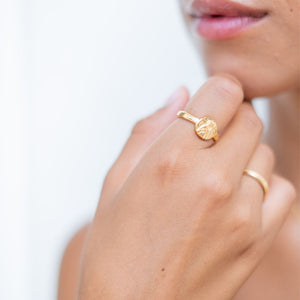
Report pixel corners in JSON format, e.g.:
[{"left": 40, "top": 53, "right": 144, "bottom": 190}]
[{"left": 193, "top": 16, "right": 265, "bottom": 40}]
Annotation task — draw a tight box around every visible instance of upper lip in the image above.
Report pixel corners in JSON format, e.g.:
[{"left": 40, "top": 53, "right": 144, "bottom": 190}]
[{"left": 187, "top": 0, "right": 268, "bottom": 18}]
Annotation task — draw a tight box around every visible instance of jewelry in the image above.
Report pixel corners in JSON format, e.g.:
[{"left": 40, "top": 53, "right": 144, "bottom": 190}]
[
  {"left": 177, "top": 110, "right": 219, "bottom": 141},
  {"left": 243, "top": 169, "right": 269, "bottom": 199}
]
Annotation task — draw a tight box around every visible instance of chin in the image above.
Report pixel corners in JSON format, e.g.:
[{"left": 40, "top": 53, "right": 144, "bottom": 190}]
[
  {"left": 182, "top": 0, "right": 300, "bottom": 100},
  {"left": 200, "top": 42, "right": 300, "bottom": 100}
]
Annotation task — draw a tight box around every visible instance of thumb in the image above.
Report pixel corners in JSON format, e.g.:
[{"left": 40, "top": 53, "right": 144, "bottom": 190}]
[{"left": 102, "top": 86, "right": 190, "bottom": 200}]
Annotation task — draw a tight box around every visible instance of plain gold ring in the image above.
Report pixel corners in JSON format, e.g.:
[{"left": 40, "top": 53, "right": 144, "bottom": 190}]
[{"left": 243, "top": 169, "right": 269, "bottom": 199}]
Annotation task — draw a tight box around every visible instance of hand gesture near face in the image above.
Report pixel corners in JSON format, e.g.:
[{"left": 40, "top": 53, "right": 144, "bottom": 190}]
[{"left": 79, "top": 75, "right": 296, "bottom": 300}]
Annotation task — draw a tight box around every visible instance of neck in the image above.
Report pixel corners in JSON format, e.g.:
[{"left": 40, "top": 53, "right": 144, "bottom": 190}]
[{"left": 262, "top": 88, "right": 300, "bottom": 203}]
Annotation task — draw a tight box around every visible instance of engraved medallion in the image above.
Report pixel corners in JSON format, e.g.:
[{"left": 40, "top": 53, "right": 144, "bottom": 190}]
[
  {"left": 195, "top": 117, "right": 218, "bottom": 140},
  {"left": 177, "top": 110, "right": 219, "bottom": 142}
]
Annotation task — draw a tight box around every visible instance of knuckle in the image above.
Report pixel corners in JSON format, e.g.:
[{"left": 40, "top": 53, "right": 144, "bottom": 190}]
[
  {"left": 131, "top": 117, "right": 155, "bottom": 136},
  {"left": 154, "top": 148, "right": 187, "bottom": 184},
  {"left": 103, "top": 168, "right": 115, "bottom": 188},
  {"left": 258, "top": 143, "right": 275, "bottom": 167},
  {"left": 230, "top": 208, "right": 259, "bottom": 249},
  {"left": 281, "top": 178, "right": 297, "bottom": 204},
  {"left": 202, "top": 171, "right": 233, "bottom": 201},
  {"left": 209, "top": 74, "right": 244, "bottom": 101},
  {"left": 233, "top": 207, "right": 252, "bottom": 229},
  {"left": 240, "top": 103, "right": 264, "bottom": 134},
  {"left": 240, "top": 239, "right": 263, "bottom": 263}
]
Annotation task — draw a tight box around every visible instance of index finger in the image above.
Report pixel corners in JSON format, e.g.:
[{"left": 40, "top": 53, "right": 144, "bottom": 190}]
[{"left": 159, "top": 74, "right": 244, "bottom": 151}]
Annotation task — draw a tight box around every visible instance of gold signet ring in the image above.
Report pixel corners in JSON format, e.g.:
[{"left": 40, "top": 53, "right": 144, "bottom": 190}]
[
  {"left": 177, "top": 110, "right": 219, "bottom": 142},
  {"left": 243, "top": 169, "right": 269, "bottom": 199}
]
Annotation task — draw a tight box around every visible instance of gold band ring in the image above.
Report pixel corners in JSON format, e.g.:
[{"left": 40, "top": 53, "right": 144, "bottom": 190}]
[
  {"left": 243, "top": 169, "right": 269, "bottom": 199},
  {"left": 177, "top": 110, "right": 219, "bottom": 142}
]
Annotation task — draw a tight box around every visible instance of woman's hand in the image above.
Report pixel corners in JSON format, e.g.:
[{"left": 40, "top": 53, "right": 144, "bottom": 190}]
[{"left": 78, "top": 75, "right": 296, "bottom": 300}]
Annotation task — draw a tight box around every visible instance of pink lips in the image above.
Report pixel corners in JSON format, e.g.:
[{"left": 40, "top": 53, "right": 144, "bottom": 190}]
[{"left": 188, "top": 0, "right": 268, "bottom": 40}]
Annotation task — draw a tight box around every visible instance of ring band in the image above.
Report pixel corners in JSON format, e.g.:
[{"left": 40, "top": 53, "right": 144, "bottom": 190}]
[
  {"left": 177, "top": 110, "right": 219, "bottom": 142},
  {"left": 243, "top": 169, "right": 269, "bottom": 199}
]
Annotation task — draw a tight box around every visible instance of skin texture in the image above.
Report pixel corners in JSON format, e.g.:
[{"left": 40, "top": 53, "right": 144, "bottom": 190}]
[
  {"left": 57, "top": 225, "right": 89, "bottom": 300},
  {"left": 58, "top": 0, "right": 300, "bottom": 299},
  {"left": 179, "top": 0, "right": 300, "bottom": 298},
  {"left": 180, "top": 0, "right": 300, "bottom": 99},
  {"left": 58, "top": 78, "right": 295, "bottom": 299}
]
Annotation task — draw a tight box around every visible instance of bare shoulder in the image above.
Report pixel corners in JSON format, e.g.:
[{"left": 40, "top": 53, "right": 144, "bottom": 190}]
[{"left": 57, "top": 224, "right": 90, "bottom": 300}]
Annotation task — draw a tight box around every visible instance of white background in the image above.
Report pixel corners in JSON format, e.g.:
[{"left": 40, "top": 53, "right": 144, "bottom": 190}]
[{"left": 0, "top": 0, "right": 267, "bottom": 299}]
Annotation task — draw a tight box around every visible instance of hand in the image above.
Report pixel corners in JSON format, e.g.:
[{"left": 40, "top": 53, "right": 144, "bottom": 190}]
[{"left": 78, "top": 75, "right": 296, "bottom": 300}]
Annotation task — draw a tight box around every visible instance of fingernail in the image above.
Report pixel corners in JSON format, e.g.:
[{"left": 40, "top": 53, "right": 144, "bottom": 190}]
[{"left": 165, "top": 87, "right": 184, "bottom": 106}]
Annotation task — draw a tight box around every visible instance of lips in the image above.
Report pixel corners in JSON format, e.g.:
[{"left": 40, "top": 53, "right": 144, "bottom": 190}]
[{"left": 187, "top": 0, "right": 268, "bottom": 40}]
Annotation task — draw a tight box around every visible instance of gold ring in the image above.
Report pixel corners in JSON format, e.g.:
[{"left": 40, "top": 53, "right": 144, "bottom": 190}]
[
  {"left": 243, "top": 169, "right": 269, "bottom": 199},
  {"left": 177, "top": 110, "right": 219, "bottom": 142}
]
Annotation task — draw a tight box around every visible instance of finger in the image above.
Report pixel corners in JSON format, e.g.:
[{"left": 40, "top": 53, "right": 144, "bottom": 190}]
[
  {"left": 237, "top": 144, "right": 275, "bottom": 222},
  {"left": 241, "top": 143, "right": 275, "bottom": 200},
  {"left": 261, "top": 174, "right": 296, "bottom": 247},
  {"left": 102, "top": 87, "right": 190, "bottom": 199},
  {"left": 213, "top": 102, "right": 264, "bottom": 181},
  {"left": 160, "top": 74, "right": 244, "bottom": 151}
]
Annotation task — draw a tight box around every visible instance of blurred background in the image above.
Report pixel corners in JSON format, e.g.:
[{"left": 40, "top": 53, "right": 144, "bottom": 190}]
[{"left": 0, "top": 0, "right": 267, "bottom": 299}]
